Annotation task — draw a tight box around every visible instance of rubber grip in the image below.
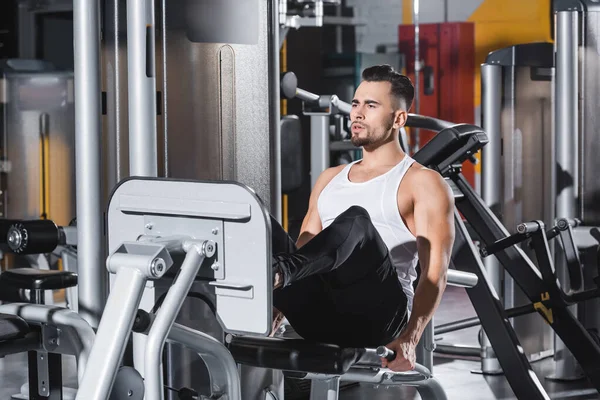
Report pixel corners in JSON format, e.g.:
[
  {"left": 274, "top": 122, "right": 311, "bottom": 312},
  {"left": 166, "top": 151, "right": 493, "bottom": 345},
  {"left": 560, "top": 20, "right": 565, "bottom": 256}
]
[{"left": 376, "top": 346, "right": 396, "bottom": 361}]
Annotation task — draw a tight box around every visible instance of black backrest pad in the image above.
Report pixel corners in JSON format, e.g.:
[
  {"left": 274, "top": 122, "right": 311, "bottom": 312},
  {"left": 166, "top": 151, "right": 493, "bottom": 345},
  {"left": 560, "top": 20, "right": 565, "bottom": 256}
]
[
  {"left": 280, "top": 115, "right": 304, "bottom": 193},
  {"left": 413, "top": 124, "right": 488, "bottom": 169}
]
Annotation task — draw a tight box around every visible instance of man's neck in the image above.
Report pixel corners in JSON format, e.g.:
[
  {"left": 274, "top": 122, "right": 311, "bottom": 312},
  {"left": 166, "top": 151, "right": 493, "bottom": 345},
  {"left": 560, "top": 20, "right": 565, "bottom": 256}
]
[{"left": 360, "top": 137, "right": 406, "bottom": 168}]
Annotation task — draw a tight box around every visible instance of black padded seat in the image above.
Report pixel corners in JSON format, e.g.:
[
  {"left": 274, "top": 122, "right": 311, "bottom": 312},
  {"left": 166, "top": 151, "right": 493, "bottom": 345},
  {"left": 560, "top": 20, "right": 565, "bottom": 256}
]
[
  {"left": 0, "top": 268, "right": 78, "bottom": 290},
  {"left": 228, "top": 336, "right": 366, "bottom": 375},
  {"left": 0, "top": 313, "right": 29, "bottom": 341}
]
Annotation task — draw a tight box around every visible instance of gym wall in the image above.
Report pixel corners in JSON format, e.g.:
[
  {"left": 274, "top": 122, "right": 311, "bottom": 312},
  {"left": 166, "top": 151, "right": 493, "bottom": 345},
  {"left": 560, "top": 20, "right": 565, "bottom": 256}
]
[{"left": 349, "top": 0, "right": 553, "bottom": 111}]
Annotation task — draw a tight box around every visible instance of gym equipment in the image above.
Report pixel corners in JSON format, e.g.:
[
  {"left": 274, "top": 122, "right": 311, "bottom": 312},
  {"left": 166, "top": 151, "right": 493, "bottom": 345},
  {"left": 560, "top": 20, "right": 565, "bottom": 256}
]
[
  {"left": 415, "top": 114, "right": 600, "bottom": 399},
  {"left": 482, "top": 25, "right": 600, "bottom": 380},
  {"left": 0, "top": 301, "right": 143, "bottom": 400},
  {"left": 0, "top": 220, "right": 80, "bottom": 400},
  {"left": 74, "top": 176, "right": 452, "bottom": 400},
  {"left": 481, "top": 41, "right": 555, "bottom": 374},
  {"left": 279, "top": 0, "right": 340, "bottom": 35},
  {"left": 73, "top": 0, "right": 105, "bottom": 329},
  {"left": 0, "top": 59, "right": 77, "bottom": 290},
  {"left": 553, "top": 0, "right": 600, "bottom": 226},
  {"left": 0, "top": 219, "right": 78, "bottom": 309},
  {"left": 552, "top": 2, "right": 600, "bottom": 381},
  {"left": 0, "top": 268, "right": 78, "bottom": 400},
  {"left": 0, "top": 59, "right": 76, "bottom": 226},
  {"left": 93, "top": 0, "right": 284, "bottom": 394},
  {"left": 0, "top": 185, "right": 474, "bottom": 400}
]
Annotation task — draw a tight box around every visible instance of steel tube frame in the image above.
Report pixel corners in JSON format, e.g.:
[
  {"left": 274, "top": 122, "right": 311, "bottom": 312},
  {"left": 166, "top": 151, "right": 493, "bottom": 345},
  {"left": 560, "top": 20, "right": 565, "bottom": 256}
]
[
  {"left": 552, "top": 9, "right": 581, "bottom": 382},
  {"left": 126, "top": 0, "right": 160, "bottom": 379},
  {"left": 76, "top": 268, "right": 150, "bottom": 400},
  {"left": 453, "top": 170, "right": 600, "bottom": 394},
  {"left": 168, "top": 324, "right": 241, "bottom": 399},
  {"left": 144, "top": 243, "right": 207, "bottom": 400},
  {"left": 310, "top": 377, "right": 340, "bottom": 400},
  {"left": 449, "top": 208, "right": 550, "bottom": 400},
  {"left": 412, "top": 0, "right": 421, "bottom": 152},
  {"left": 0, "top": 303, "right": 95, "bottom": 384},
  {"left": 480, "top": 62, "right": 504, "bottom": 374},
  {"left": 310, "top": 115, "right": 330, "bottom": 188},
  {"left": 555, "top": 11, "right": 579, "bottom": 222},
  {"left": 73, "top": 0, "right": 106, "bottom": 328},
  {"left": 127, "top": 0, "right": 158, "bottom": 177}
]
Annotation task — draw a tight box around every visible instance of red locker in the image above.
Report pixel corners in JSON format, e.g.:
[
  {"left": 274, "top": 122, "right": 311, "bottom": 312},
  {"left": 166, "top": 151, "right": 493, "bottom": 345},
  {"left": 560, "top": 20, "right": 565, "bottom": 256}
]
[{"left": 399, "top": 22, "right": 476, "bottom": 186}]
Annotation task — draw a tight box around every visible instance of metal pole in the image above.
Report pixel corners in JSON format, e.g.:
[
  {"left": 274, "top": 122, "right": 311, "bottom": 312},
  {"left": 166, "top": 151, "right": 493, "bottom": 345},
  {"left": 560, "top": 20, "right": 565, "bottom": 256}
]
[
  {"left": 73, "top": 0, "right": 106, "bottom": 328},
  {"left": 412, "top": 0, "right": 421, "bottom": 153},
  {"left": 554, "top": 12, "right": 578, "bottom": 233},
  {"left": 335, "top": 4, "right": 343, "bottom": 53},
  {"left": 144, "top": 244, "right": 207, "bottom": 400},
  {"left": 76, "top": 268, "right": 148, "bottom": 400},
  {"left": 310, "top": 115, "right": 330, "bottom": 188},
  {"left": 168, "top": 324, "right": 242, "bottom": 399},
  {"left": 444, "top": 0, "right": 449, "bottom": 22},
  {"left": 550, "top": 10, "right": 582, "bottom": 381},
  {"left": 126, "top": 0, "right": 159, "bottom": 378},
  {"left": 162, "top": 0, "right": 169, "bottom": 177},
  {"left": 127, "top": 0, "right": 158, "bottom": 177},
  {"left": 416, "top": 320, "right": 434, "bottom": 372},
  {"left": 271, "top": 0, "right": 282, "bottom": 222},
  {"left": 480, "top": 63, "right": 504, "bottom": 374}
]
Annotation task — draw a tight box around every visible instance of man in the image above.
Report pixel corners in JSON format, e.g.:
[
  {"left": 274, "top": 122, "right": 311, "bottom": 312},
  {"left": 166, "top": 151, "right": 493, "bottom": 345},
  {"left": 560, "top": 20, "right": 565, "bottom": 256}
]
[{"left": 271, "top": 65, "right": 455, "bottom": 373}]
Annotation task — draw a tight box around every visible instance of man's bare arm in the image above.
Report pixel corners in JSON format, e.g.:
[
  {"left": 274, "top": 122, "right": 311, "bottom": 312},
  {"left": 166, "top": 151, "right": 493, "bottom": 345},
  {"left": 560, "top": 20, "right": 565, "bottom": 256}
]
[
  {"left": 385, "top": 169, "right": 455, "bottom": 371},
  {"left": 405, "top": 170, "right": 454, "bottom": 340},
  {"left": 296, "top": 166, "right": 344, "bottom": 248}
]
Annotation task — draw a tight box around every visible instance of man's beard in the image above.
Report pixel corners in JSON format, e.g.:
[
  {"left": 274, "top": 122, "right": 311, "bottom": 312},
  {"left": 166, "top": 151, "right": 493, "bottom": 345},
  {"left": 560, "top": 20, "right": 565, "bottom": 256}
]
[
  {"left": 350, "top": 117, "right": 395, "bottom": 148},
  {"left": 350, "top": 131, "right": 376, "bottom": 147}
]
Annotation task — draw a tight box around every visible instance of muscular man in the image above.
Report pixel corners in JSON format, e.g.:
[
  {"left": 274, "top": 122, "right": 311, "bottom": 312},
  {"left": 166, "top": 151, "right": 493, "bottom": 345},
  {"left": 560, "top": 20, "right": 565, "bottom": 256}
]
[{"left": 270, "top": 65, "right": 455, "bottom": 373}]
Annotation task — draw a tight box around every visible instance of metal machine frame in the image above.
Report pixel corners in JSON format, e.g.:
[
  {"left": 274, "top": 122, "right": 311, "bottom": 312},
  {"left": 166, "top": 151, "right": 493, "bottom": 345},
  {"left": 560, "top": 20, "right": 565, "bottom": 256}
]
[
  {"left": 77, "top": 177, "right": 273, "bottom": 399},
  {"left": 415, "top": 118, "right": 600, "bottom": 399},
  {"left": 98, "top": 177, "right": 454, "bottom": 400}
]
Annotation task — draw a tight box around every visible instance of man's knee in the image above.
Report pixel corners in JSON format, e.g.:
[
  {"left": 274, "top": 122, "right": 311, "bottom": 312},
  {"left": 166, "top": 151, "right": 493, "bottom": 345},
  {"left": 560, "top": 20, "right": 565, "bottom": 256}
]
[{"left": 332, "top": 206, "right": 376, "bottom": 238}]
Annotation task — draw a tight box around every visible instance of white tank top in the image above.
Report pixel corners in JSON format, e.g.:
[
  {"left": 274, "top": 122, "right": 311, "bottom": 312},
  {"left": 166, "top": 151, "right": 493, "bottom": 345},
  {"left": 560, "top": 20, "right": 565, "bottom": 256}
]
[{"left": 317, "top": 155, "right": 419, "bottom": 311}]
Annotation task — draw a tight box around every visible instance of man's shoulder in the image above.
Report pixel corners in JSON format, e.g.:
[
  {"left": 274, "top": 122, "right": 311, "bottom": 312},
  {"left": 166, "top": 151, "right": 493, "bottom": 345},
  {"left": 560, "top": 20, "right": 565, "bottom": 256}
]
[
  {"left": 317, "top": 164, "right": 347, "bottom": 185},
  {"left": 405, "top": 164, "right": 453, "bottom": 203},
  {"left": 311, "top": 164, "right": 347, "bottom": 196}
]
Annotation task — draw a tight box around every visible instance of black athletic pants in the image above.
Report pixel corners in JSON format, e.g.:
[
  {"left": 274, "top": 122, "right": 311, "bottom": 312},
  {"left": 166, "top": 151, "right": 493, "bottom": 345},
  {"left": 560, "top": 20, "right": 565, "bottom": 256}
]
[{"left": 271, "top": 206, "right": 409, "bottom": 348}]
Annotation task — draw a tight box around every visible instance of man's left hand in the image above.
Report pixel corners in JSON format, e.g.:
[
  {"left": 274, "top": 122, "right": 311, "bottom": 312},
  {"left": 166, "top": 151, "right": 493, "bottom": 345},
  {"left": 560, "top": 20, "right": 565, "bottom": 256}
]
[{"left": 381, "top": 334, "right": 418, "bottom": 372}]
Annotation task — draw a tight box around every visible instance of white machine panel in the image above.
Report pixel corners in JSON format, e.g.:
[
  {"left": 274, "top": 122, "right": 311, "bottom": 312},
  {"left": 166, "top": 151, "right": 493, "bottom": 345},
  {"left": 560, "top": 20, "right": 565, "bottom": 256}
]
[{"left": 107, "top": 178, "right": 272, "bottom": 335}]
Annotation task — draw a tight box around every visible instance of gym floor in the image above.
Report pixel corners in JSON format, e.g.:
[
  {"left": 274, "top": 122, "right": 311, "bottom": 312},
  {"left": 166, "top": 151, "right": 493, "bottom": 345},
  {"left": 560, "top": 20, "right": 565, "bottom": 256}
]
[{"left": 0, "top": 287, "right": 597, "bottom": 399}]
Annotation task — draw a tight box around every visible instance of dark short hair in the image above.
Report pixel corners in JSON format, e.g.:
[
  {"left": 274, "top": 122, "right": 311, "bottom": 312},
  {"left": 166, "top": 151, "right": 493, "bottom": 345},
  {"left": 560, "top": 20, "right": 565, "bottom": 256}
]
[{"left": 361, "top": 64, "right": 414, "bottom": 110}]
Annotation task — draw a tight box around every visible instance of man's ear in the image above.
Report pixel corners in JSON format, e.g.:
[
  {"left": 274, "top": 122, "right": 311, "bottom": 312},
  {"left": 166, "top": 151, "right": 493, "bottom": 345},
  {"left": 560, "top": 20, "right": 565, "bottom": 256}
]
[{"left": 393, "top": 110, "right": 407, "bottom": 130}]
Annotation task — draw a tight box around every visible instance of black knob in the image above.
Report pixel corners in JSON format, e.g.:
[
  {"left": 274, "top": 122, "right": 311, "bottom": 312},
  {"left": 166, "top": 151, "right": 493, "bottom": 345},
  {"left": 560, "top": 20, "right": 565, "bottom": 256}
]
[{"left": 6, "top": 220, "right": 59, "bottom": 254}]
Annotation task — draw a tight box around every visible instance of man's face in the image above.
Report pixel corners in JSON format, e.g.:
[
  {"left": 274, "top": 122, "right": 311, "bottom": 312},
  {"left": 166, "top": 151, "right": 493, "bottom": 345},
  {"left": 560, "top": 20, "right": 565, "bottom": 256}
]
[{"left": 350, "top": 81, "right": 405, "bottom": 148}]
